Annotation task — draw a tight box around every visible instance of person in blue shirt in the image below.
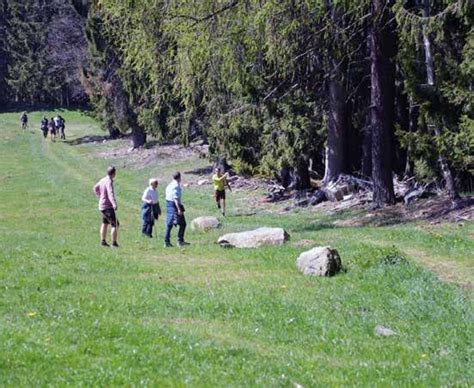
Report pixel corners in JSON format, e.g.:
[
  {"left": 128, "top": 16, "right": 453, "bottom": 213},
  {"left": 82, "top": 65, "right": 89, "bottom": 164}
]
[{"left": 164, "top": 172, "right": 190, "bottom": 248}]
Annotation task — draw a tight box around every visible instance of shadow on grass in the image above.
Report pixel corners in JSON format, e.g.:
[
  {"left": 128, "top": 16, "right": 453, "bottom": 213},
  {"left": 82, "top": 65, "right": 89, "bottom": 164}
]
[
  {"left": 295, "top": 222, "right": 339, "bottom": 232},
  {"left": 65, "top": 135, "right": 108, "bottom": 145},
  {"left": 185, "top": 166, "right": 213, "bottom": 175}
]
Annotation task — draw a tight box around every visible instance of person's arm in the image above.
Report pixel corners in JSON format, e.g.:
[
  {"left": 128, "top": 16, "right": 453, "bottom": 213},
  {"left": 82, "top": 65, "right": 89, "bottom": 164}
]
[
  {"left": 142, "top": 188, "right": 153, "bottom": 204},
  {"left": 174, "top": 199, "right": 182, "bottom": 215},
  {"left": 107, "top": 180, "right": 118, "bottom": 210},
  {"left": 214, "top": 174, "right": 227, "bottom": 183},
  {"left": 173, "top": 185, "right": 182, "bottom": 215},
  {"left": 93, "top": 182, "right": 100, "bottom": 199}
]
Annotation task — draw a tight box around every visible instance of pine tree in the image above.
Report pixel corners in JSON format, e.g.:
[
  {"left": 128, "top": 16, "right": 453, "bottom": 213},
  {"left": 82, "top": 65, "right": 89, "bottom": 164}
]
[{"left": 5, "top": 0, "right": 50, "bottom": 104}]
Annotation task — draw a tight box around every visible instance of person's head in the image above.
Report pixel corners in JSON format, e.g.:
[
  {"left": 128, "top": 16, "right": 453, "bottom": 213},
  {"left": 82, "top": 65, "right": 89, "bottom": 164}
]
[
  {"left": 43, "top": 116, "right": 47, "bottom": 120},
  {"left": 107, "top": 166, "right": 116, "bottom": 179},
  {"left": 149, "top": 178, "right": 158, "bottom": 189},
  {"left": 215, "top": 167, "right": 222, "bottom": 177},
  {"left": 173, "top": 171, "right": 181, "bottom": 183}
]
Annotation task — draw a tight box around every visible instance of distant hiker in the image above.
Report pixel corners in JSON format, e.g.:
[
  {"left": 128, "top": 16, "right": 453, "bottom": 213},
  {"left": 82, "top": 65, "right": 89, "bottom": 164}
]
[
  {"left": 93, "top": 166, "right": 119, "bottom": 247},
  {"left": 164, "top": 172, "right": 189, "bottom": 248},
  {"left": 40, "top": 116, "right": 49, "bottom": 138},
  {"left": 53, "top": 115, "right": 61, "bottom": 129},
  {"left": 49, "top": 117, "right": 56, "bottom": 142},
  {"left": 58, "top": 115, "right": 66, "bottom": 139},
  {"left": 212, "top": 167, "right": 231, "bottom": 216},
  {"left": 141, "top": 178, "right": 161, "bottom": 238},
  {"left": 20, "top": 112, "right": 28, "bottom": 130}
]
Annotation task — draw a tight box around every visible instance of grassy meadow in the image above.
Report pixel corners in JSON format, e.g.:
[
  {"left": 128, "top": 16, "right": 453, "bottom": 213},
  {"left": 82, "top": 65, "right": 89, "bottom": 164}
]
[{"left": 0, "top": 110, "right": 472, "bottom": 386}]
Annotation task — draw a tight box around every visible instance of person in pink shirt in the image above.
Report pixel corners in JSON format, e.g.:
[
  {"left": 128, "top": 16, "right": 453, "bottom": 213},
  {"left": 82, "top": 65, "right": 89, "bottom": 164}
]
[{"left": 93, "top": 166, "right": 119, "bottom": 247}]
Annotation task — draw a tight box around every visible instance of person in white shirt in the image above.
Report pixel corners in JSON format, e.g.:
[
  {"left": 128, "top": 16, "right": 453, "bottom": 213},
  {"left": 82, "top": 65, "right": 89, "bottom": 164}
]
[
  {"left": 141, "top": 178, "right": 161, "bottom": 238},
  {"left": 164, "top": 172, "right": 189, "bottom": 247},
  {"left": 53, "top": 115, "right": 61, "bottom": 129}
]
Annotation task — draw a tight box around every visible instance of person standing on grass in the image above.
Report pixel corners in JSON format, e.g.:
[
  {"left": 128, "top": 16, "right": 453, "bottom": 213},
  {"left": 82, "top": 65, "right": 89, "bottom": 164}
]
[
  {"left": 93, "top": 166, "right": 119, "bottom": 247},
  {"left": 58, "top": 115, "right": 66, "bottom": 139},
  {"left": 40, "top": 116, "right": 49, "bottom": 138},
  {"left": 212, "top": 167, "right": 231, "bottom": 216},
  {"left": 164, "top": 172, "right": 189, "bottom": 248},
  {"left": 48, "top": 118, "right": 56, "bottom": 142},
  {"left": 141, "top": 178, "right": 161, "bottom": 238},
  {"left": 20, "top": 111, "right": 28, "bottom": 129},
  {"left": 53, "top": 114, "right": 61, "bottom": 131}
]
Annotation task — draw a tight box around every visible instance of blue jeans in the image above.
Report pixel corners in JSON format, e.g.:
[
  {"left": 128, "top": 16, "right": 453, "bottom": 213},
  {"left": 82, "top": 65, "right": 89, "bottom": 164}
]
[{"left": 164, "top": 201, "right": 186, "bottom": 244}]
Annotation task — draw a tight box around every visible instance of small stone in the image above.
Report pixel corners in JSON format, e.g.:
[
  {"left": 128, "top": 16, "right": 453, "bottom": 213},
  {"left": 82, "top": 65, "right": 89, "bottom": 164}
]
[
  {"left": 374, "top": 325, "right": 396, "bottom": 337},
  {"left": 191, "top": 216, "right": 220, "bottom": 231}
]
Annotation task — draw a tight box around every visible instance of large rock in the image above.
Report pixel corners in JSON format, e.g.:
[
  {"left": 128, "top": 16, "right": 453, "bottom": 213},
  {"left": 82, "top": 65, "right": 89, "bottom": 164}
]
[
  {"left": 296, "top": 246, "right": 342, "bottom": 276},
  {"left": 218, "top": 227, "right": 290, "bottom": 248},
  {"left": 191, "top": 216, "right": 220, "bottom": 231}
]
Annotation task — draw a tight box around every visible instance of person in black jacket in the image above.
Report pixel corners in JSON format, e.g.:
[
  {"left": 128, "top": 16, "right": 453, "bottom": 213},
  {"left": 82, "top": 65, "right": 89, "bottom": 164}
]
[{"left": 141, "top": 178, "right": 161, "bottom": 238}]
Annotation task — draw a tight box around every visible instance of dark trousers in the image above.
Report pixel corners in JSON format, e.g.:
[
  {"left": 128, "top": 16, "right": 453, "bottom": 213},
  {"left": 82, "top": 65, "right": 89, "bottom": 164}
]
[
  {"left": 164, "top": 200, "right": 186, "bottom": 243},
  {"left": 141, "top": 202, "right": 157, "bottom": 237},
  {"left": 142, "top": 222, "right": 154, "bottom": 236}
]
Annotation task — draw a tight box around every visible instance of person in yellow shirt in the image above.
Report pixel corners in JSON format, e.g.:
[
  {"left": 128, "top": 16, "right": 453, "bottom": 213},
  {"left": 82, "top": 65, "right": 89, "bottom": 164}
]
[{"left": 212, "top": 167, "right": 231, "bottom": 216}]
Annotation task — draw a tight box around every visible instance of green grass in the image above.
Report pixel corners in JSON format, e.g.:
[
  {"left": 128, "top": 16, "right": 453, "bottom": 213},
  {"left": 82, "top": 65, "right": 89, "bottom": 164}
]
[{"left": 0, "top": 110, "right": 473, "bottom": 386}]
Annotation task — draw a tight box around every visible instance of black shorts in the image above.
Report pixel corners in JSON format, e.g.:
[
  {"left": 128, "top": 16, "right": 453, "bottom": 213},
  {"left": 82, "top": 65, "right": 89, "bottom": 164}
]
[
  {"left": 215, "top": 190, "right": 226, "bottom": 201},
  {"left": 101, "top": 208, "right": 117, "bottom": 227}
]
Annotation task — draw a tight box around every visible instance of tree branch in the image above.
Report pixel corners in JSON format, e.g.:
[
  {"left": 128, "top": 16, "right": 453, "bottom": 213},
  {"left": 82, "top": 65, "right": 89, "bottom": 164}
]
[{"left": 169, "top": 1, "right": 239, "bottom": 26}]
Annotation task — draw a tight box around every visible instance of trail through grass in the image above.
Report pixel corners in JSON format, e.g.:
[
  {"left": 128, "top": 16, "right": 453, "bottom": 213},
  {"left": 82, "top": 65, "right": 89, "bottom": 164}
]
[{"left": 0, "top": 110, "right": 472, "bottom": 386}]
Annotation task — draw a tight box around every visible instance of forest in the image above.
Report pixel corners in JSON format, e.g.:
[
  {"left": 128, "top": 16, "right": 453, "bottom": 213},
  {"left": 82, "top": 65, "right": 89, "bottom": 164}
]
[{"left": 0, "top": 0, "right": 472, "bottom": 207}]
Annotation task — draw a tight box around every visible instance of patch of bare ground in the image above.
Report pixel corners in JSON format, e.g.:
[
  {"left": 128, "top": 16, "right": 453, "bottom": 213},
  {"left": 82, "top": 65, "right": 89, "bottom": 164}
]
[
  {"left": 92, "top": 137, "right": 210, "bottom": 172},
  {"left": 329, "top": 196, "right": 474, "bottom": 227}
]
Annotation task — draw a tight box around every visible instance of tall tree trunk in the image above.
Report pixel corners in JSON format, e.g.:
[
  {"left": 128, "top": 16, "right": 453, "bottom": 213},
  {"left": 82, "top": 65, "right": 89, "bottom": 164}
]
[
  {"left": 420, "top": 0, "right": 459, "bottom": 200},
  {"left": 361, "top": 116, "right": 372, "bottom": 177},
  {"left": 131, "top": 125, "right": 146, "bottom": 149},
  {"left": 432, "top": 125, "right": 459, "bottom": 200},
  {"left": 323, "top": 0, "right": 348, "bottom": 185},
  {"left": 404, "top": 103, "right": 418, "bottom": 178},
  {"left": 421, "top": 0, "right": 435, "bottom": 86},
  {"left": 323, "top": 68, "right": 347, "bottom": 184},
  {"left": 295, "top": 155, "right": 311, "bottom": 190},
  {"left": 394, "top": 77, "right": 409, "bottom": 175},
  {"left": 370, "top": 0, "right": 396, "bottom": 207}
]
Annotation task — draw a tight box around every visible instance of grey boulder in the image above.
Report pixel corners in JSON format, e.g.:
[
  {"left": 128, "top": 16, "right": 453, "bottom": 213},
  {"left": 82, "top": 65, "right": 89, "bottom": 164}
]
[
  {"left": 296, "top": 246, "right": 342, "bottom": 276},
  {"left": 218, "top": 227, "right": 290, "bottom": 248}
]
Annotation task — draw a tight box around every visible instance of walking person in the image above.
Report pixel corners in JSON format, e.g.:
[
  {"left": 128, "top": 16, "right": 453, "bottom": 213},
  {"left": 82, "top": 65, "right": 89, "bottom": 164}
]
[
  {"left": 40, "top": 116, "right": 49, "bottom": 138},
  {"left": 141, "top": 178, "right": 161, "bottom": 238},
  {"left": 93, "top": 166, "right": 119, "bottom": 247},
  {"left": 20, "top": 111, "right": 28, "bottom": 130},
  {"left": 58, "top": 115, "right": 66, "bottom": 139},
  {"left": 164, "top": 172, "right": 189, "bottom": 248},
  {"left": 212, "top": 167, "right": 231, "bottom": 216},
  {"left": 48, "top": 118, "right": 56, "bottom": 142},
  {"left": 53, "top": 114, "right": 61, "bottom": 131}
]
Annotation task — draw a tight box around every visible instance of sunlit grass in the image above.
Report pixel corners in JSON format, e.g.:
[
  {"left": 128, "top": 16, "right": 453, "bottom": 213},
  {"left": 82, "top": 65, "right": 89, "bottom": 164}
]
[{"left": 0, "top": 111, "right": 472, "bottom": 386}]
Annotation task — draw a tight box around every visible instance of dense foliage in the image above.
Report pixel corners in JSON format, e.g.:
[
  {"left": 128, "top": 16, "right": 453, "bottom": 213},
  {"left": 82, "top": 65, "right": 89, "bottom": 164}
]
[
  {"left": 1, "top": 0, "right": 88, "bottom": 106},
  {"left": 0, "top": 0, "right": 472, "bottom": 200}
]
